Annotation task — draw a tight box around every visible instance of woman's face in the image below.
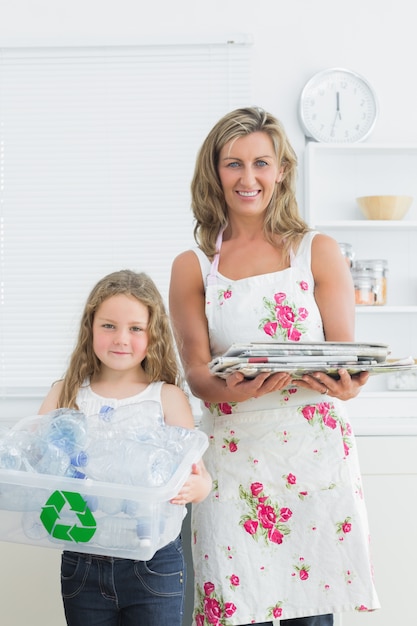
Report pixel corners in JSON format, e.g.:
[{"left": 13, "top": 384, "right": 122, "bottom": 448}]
[{"left": 217, "top": 131, "right": 283, "bottom": 219}]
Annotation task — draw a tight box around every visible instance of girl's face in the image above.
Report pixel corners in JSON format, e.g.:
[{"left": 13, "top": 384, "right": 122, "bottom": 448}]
[
  {"left": 217, "top": 131, "right": 283, "bottom": 220},
  {"left": 92, "top": 294, "right": 149, "bottom": 374}
]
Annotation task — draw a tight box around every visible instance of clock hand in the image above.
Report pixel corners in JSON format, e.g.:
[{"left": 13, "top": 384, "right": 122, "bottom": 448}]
[
  {"left": 336, "top": 91, "right": 342, "bottom": 120},
  {"left": 330, "top": 91, "right": 342, "bottom": 136}
]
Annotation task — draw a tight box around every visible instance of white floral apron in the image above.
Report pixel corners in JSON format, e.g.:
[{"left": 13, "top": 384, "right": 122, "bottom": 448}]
[{"left": 191, "top": 231, "right": 380, "bottom": 624}]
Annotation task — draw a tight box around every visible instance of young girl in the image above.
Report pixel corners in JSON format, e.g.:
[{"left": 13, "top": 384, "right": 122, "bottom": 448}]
[{"left": 39, "top": 269, "right": 212, "bottom": 626}]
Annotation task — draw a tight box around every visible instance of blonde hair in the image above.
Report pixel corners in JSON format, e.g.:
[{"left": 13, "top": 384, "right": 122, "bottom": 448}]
[
  {"left": 191, "top": 106, "right": 309, "bottom": 257},
  {"left": 58, "top": 270, "right": 181, "bottom": 408}
]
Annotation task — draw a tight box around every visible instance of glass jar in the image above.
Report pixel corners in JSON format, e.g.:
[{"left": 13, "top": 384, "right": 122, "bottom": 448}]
[
  {"left": 352, "top": 259, "right": 388, "bottom": 305},
  {"left": 353, "top": 273, "right": 378, "bottom": 305},
  {"left": 338, "top": 242, "right": 355, "bottom": 268}
]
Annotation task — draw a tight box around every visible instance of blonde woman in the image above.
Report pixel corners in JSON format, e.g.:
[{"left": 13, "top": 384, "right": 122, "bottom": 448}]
[{"left": 169, "top": 107, "right": 379, "bottom": 625}]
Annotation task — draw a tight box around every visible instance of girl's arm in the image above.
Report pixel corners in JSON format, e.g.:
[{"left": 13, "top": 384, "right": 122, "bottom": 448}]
[
  {"left": 296, "top": 233, "right": 369, "bottom": 400},
  {"left": 161, "top": 383, "right": 212, "bottom": 504},
  {"left": 170, "top": 460, "right": 212, "bottom": 504},
  {"left": 169, "top": 251, "right": 292, "bottom": 405},
  {"left": 38, "top": 380, "right": 64, "bottom": 414}
]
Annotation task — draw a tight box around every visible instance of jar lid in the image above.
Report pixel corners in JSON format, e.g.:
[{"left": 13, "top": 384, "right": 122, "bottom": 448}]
[
  {"left": 354, "top": 259, "right": 388, "bottom": 272},
  {"left": 352, "top": 274, "right": 377, "bottom": 286}
]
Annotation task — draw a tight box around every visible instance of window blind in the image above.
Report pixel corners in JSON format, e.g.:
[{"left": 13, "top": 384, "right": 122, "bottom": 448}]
[{"left": 0, "top": 41, "right": 252, "bottom": 397}]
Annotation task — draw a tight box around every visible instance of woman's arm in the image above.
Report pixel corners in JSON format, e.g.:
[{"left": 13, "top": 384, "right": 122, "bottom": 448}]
[
  {"left": 169, "top": 251, "right": 292, "bottom": 404},
  {"left": 296, "top": 234, "right": 369, "bottom": 399}
]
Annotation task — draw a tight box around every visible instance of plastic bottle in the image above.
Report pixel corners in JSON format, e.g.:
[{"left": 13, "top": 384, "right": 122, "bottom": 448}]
[
  {"left": 22, "top": 511, "right": 49, "bottom": 540},
  {"left": 87, "top": 401, "right": 166, "bottom": 449},
  {"left": 0, "top": 428, "right": 46, "bottom": 472},
  {"left": 94, "top": 516, "right": 142, "bottom": 550},
  {"left": 85, "top": 439, "right": 175, "bottom": 487},
  {"left": 123, "top": 500, "right": 153, "bottom": 546},
  {"left": 0, "top": 484, "right": 48, "bottom": 511},
  {"left": 44, "top": 408, "right": 88, "bottom": 458},
  {"left": 33, "top": 409, "right": 88, "bottom": 477}
]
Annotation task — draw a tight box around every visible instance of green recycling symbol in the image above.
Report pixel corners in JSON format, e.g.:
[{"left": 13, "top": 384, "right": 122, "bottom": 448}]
[{"left": 40, "top": 490, "right": 97, "bottom": 543}]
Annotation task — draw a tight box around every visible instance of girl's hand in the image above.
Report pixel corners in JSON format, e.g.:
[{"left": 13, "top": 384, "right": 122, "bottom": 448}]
[
  {"left": 293, "top": 369, "right": 370, "bottom": 401},
  {"left": 170, "top": 461, "right": 212, "bottom": 505}
]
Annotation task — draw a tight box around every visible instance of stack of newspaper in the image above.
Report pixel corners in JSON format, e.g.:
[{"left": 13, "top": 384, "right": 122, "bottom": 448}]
[{"left": 209, "top": 342, "right": 416, "bottom": 380}]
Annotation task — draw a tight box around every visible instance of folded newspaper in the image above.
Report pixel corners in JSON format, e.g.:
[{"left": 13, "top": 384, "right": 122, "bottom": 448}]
[{"left": 208, "top": 342, "right": 416, "bottom": 380}]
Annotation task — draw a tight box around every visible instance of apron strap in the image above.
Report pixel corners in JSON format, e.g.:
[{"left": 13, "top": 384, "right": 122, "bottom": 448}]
[{"left": 207, "top": 228, "right": 225, "bottom": 285}]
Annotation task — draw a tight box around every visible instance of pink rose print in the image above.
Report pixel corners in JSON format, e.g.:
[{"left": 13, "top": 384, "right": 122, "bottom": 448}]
[
  {"left": 259, "top": 291, "right": 309, "bottom": 340},
  {"left": 251, "top": 482, "right": 264, "bottom": 497},
  {"left": 217, "top": 285, "right": 233, "bottom": 304},
  {"left": 267, "top": 602, "right": 284, "bottom": 619},
  {"left": 274, "top": 292, "right": 287, "bottom": 304},
  {"left": 276, "top": 305, "right": 295, "bottom": 329},
  {"left": 204, "top": 582, "right": 215, "bottom": 596},
  {"left": 243, "top": 519, "right": 259, "bottom": 535},
  {"left": 287, "top": 325, "right": 302, "bottom": 341},
  {"left": 257, "top": 503, "right": 277, "bottom": 529},
  {"left": 223, "top": 434, "right": 239, "bottom": 453},
  {"left": 322, "top": 414, "right": 337, "bottom": 429},
  {"left": 293, "top": 559, "right": 311, "bottom": 580},
  {"left": 230, "top": 574, "right": 240, "bottom": 587},
  {"left": 239, "top": 482, "right": 292, "bottom": 545},
  {"left": 337, "top": 517, "right": 352, "bottom": 536},
  {"left": 286, "top": 473, "right": 297, "bottom": 485},
  {"left": 264, "top": 321, "right": 278, "bottom": 337},
  {"left": 299, "top": 280, "right": 309, "bottom": 291},
  {"left": 279, "top": 507, "right": 293, "bottom": 522},
  {"left": 268, "top": 527, "right": 284, "bottom": 544},
  {"left": 301, "top": 404, "right": 316, "bottom": 422},
  {"left": 224, "top": 603, "right": 237, "bottom": 617},
  {"left": 195, "top": 582, "right": 238, "bottom": 625},
  {"left": 204, "top": 597, "right": 222, "bottom": 624},
  {"left": 300, "top": 403, "right": 353, "bottom": 455},
  {"left": 204, "top": 401, "right": 238, "bottom": 416},
  {"left": 298, "top": 307, "right": 308, "bottom": 319},
  {"left": 285, "top": 474, "right": 308, "bottom": 499}
]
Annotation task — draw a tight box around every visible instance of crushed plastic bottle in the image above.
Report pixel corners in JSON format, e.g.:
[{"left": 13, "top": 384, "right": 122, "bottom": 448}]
[
  {"left": 94, "top": 516, "right": 142, "bottom": 550},
  {"left": 0, "top": 428, "right": 47, "bottom": 472},
  {"left": 85, "top": 438, "right": 175, "bottom": 487}
]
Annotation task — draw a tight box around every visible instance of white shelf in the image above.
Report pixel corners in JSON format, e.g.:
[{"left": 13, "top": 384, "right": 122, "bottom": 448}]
[
  {"left": 356, "top": 306, "right": 417, "bottom": 314},
  {"left": 305, "top": 142, "right": 417, "bottom": 393},
  {"left": 312, "top": 220, "right": 417, "bottom": 230}
]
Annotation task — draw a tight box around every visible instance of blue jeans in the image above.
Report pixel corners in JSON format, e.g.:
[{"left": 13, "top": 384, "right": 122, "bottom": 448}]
[
  {"left": 61, "top": 535, "right": 185, "bottom": 626},
  {"left": 244, "top": 616, "right": 333, "bottom": 626}
]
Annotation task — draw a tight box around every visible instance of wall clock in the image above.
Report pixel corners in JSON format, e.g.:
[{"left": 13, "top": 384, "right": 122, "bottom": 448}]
[{"left": 299, "top": 68, "right": 378, "bottom": 143}]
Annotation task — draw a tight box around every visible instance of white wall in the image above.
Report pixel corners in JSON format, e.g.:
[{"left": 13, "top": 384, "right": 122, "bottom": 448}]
[
  {"left": 0, "top": 0, "right": 414, "bottom": 150},
  {"left": 1, "top": 0, "right": 414, "bottom": 214}
]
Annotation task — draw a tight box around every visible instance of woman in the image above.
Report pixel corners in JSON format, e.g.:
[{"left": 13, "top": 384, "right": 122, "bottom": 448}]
[{"left": 169, "top": 107, "right": 379, "bottom": 625}]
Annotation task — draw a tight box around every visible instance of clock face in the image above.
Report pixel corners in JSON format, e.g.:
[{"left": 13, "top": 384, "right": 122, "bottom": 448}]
[{"left": 299, "top": 68, "right": 378, "bottom": 143}]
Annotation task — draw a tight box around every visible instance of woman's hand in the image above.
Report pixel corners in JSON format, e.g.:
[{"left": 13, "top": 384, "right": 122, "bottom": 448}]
[
  {"left": 225, "top": 370, "right": 293, "bottom": 400},
  {"left": 294, "top": 369, "right": 370, "bottom": 401}
]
